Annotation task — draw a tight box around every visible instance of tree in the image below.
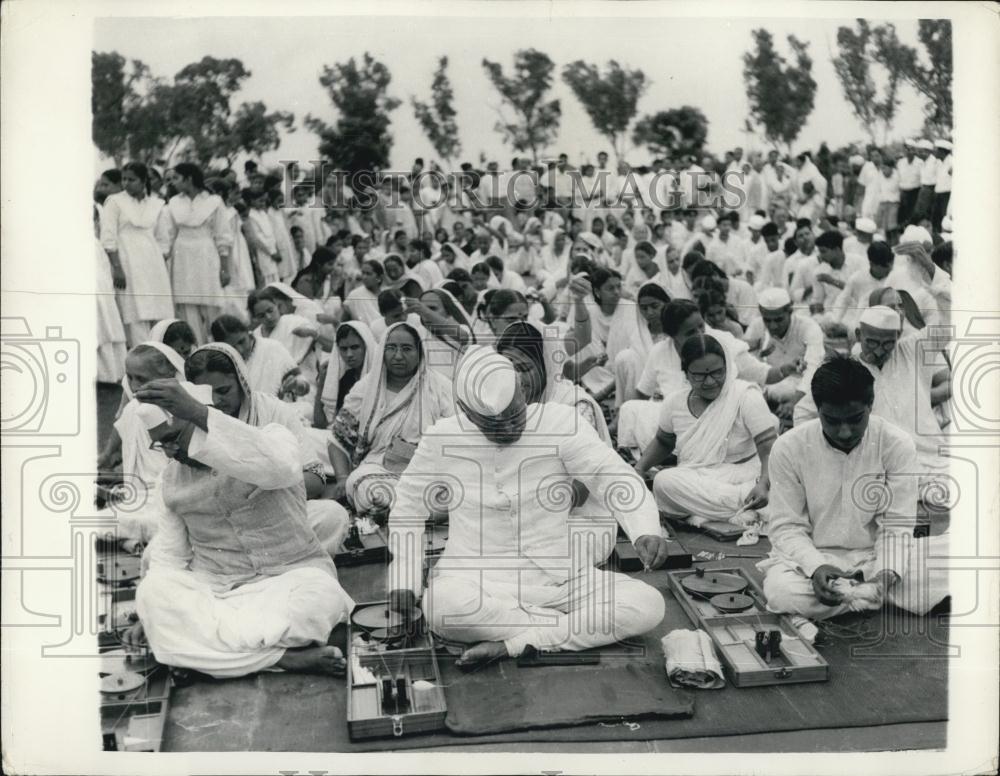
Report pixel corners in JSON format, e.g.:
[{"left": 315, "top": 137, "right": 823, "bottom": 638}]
[
  {"left": 306, "top": 53, "right": 401, "bottom": 175},
  {"left": 742, "top": 29, "right": 817, "bottom": 151},
  {"left": 561, "top": 60, "right": 647, "bottom": 161},
  {"left": 892, "top": 19, "right": 952, "bottom": 135},
  {"left": 91, "top": 51, "right": 152, "bottom": 166},
  {"left": 411, "top": 56, "right": 461, "bottom": 166},
  {"left": 215, "top": 102, "right": 296, "bottom": 168},
  {"left": 632, "top": 107, "right": 709, "bottom": 160},
  {"left": 831, "top": 20, "right": 908, "bottom": 145},
  {"left": 169, "top": 56, "right": 251, "bottom": 166},
  {"left": 481, "top": 49, "right": 561, "bottom": 162}
]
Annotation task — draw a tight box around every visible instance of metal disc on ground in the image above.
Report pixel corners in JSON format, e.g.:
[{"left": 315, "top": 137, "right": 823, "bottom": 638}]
[
  {"left": 710, "top": 592, "right": 755, "bottom": 613},
  {"left": 100, "top": 649, "right": 157, "bottom": 675},
  {"left": 351, "top": 604, "right": 423, "bottom": 632},
  {"left": 681, "top": 571, "right": 747, "bottom": 599},
  {"left": 100, "top": 671, "right": 146, "bottom": 694}
]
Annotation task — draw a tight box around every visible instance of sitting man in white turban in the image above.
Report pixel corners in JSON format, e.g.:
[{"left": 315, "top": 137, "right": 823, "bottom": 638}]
[
  {"left": 793, "top": 306, "right": 951, "bottom": 496},
  {"left": 743, "top": 287, "right": 826, "bottom": 421},
  {"left": 387, "top": 346, "right": 669, "bottom": 668},
  {"left": 759, "top": 354, "right": 948, "bottom": 621},
  {"left": 125, "top": 372, "right": 353, "bottom": 678}
]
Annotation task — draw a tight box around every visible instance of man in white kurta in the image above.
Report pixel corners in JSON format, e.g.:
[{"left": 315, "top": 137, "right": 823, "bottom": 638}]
[
  {"left": 793, "top": 306, "right": 950, "bottom": 492},
  {"left": 132, "top": 382, "right": 354, "bottom": 678},
  {"left": 760, "top": 357, "right": 948, "bottom": 621},
  {"left": 743, "top": 288, "right": 826, "bottom": 411},
  {"left": 387, "top": 347, "right": 668, "bottom": 667}
]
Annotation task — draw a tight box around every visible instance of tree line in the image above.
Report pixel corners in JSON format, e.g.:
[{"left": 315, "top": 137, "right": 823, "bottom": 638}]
[{"left": 92, "top": 19, "right": 952, "bottom": 172}]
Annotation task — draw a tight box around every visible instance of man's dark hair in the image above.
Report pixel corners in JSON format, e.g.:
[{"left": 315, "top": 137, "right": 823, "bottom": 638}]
[
  {"left": 811, "top": 354, "right": 875, "bottom": 407},
  {"left": 816, "top": 230, "right": 844, "bottom": 250}
]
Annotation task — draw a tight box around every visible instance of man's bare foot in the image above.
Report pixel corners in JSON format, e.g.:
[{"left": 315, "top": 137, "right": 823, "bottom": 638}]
[
  {"left": 276, "top": 645, "right": 346, "bottom": 676},
  {"left": 455, "top": 640, "right": 508, "bottom": 671}
]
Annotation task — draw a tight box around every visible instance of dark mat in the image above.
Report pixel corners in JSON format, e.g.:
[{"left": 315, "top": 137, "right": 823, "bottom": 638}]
[
  {"left": 163, "top": 557, "right": 949, "bottom": 752},
  {"left": 444, "top": 661, "right": 693, "bottom": 735}
]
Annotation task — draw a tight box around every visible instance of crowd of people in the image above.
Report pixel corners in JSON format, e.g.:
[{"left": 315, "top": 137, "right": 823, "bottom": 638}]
[{"left": 96, "top": 138, "right": 954, "bottom": 678}]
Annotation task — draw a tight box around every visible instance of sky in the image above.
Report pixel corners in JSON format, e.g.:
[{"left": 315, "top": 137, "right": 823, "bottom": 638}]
[{"left": 94, "top": 12, "right": 934, "bottom": 172}]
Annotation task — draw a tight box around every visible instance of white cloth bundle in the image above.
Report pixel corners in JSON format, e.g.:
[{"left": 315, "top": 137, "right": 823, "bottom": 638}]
[{"left": 661, "top": 629, "right": 725, "bottom": 689}]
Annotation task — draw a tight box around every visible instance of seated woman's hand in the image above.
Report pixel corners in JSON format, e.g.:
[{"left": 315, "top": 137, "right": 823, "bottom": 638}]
[
  {"left": 743, "top": 479, "right": 770, "bottom": 510},
  {"left": 133, "top": 379, "right": 207, "bottom": 426}
]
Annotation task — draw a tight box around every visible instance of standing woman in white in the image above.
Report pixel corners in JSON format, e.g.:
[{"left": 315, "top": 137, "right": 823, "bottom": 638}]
[
  {"left": 100, "top": 162, "right": 175, "bottom": 346},
  {"left": 164, "top": 163, "right": 233, "bottom": 344}
]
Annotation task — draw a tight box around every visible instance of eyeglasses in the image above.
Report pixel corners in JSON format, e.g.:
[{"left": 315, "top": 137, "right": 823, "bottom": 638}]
[{"left": 688, "top": 367, "right": 726, "bottom": 384}]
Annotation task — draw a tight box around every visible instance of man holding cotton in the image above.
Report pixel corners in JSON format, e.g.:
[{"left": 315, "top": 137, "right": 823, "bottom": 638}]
[{"left": 387, "top": 346, "right": 668, "bottom": 668}]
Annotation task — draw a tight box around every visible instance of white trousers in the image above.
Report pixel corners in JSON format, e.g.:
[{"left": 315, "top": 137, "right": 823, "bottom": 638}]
[
  {"left": 422, "top": 567, "right": 665, "bottom": 657},
  {"left": 760, "top": 533, "right": 950, "bottom": 620},
  {"left": 652, "top": 459, "right": 761, "bottom": 521},
  {"left": 137, "top": 565, "right": 352, "bottom": 678}
]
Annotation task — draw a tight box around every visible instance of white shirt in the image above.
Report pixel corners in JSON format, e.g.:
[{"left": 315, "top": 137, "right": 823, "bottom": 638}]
[
  {"left": 934, "top": 155, "right": 952, "bottom": 193},
  {"left": 831, "top": 269, "right": 888, "bottom": 327},
  {"left": 767, "top": 416, "right": 918, "bottom": 578},
  {"left": 919, "top": 155, "right": 938, "bottom": 187},
  {"left": 811, "top": 254, "right": 867, "bottom": 307},
  {"left": 707, "top": 234, "right": 749, "bottom": 278},
  {"left": 896, "top": 156, "right": 923, "bottom": 191},
  {"left": 387, "top": 403, "right": 660, "bottom": 593},
  {"left": 743, "top": 313, "right": 826, "bottom": 387},
  {"left": 877, "top": 171, "right": 900, "bottom": 204}
]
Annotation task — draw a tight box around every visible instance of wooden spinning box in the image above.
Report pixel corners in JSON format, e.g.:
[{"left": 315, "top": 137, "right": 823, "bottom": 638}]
[
  {"left": 346, "top": 601, "right": 448, "bottom": 740},
  {"left": 335, "top": 522, "right": 390, "bottom": 567},
  {"left": 666, "top": 567, "right": 828, "bottom": 687}
]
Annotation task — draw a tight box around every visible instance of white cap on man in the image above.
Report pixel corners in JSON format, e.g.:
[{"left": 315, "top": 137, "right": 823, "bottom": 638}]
[
  {"left": 748, "top": 214, "right": 766, "bottom": 231},
  {"left": 859, "top": 305, "right": 901, "bottom": 331},
  {"left": 454, "top": 346, "right": 517, "bottom": 417},
  {"left": 758, "top": 288, "right": 792, "bottom": 310},
  {"left": 700, "top": 214, "right": 718, "bottom": 232},
  {"left": 900, "top": 224, "right": 933, "bottom": 246},
  {"left": 136, "top": 382, "right": 214, "bottom": 430},
  {"left": 934, "top": 139, "right": 953, "bottom": 151},
  {"left": 917, "top": 139, "right": 934, "bottom": 151},
  {"left": 855, "top": 217, "right": 877, "bottom": 235}
]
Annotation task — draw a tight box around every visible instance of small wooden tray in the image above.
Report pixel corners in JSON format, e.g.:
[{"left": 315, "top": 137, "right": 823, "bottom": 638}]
[
  {"left": 346, "top": 600, "right": 447, "bottom": 740},
  {"left": 667, "top": 567, "right": 828, "bottom": 688},
  {"left": 607, "top": 523, "right": 692, "bottom": 572}
]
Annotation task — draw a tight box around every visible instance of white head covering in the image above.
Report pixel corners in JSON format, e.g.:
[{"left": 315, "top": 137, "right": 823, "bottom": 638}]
[
  {"left": 748, "top": 215, "right": 766, "bottom": 231},
  {"left": 121, "top": 340, "right": 187, "bottom": 401},
  {"left": 454, "top": 345, "right": 517, "bottom": 417},
  {"left": 849, "top": 154, "right": 865, "bottom": 166},
  {"left": 319, "top": 320, "right": 378, "bottom": 424},
  {"left": 149, "top": 318, "right": 182, "bottom": 344},
  {"left": 135, "top": 381, "right": 214, "bottom": 430},
  {"left": 700, "top": 215, "right": 717, "bottom": 232},
  {"left": 899, "top": 225, "right": 933, "bottom": 246},
  {"left": 859, "top": 305, "right": 901, "bottom": 331},
  {"left": 577, "top": 231, "right": 602, "bottom": 251},
  {"left": 917, "top": 139, "right": 934, "bottom": 151},
  {"left": 934, "top": 139, "right": 953, "bottom": 151},
  {"left": 854, "top": 217, "right": 877, "bottom": 235},
  {"left": 758, "top": 288, "right": 792, "bottom": 310}
]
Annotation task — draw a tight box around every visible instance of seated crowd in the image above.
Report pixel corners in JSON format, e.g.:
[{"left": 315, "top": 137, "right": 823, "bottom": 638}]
[{"left": 96, "top": 142, "right": 954, "bottom": 677}]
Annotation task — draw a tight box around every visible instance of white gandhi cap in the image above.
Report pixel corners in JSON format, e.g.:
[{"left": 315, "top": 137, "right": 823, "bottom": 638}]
[
  {"left": 136, "top": 381, "right": 214, "bottom": 430},
  {"left": 854, "top": 217, "right": 877, "bottom": 235},
  {"left": 859, "top": 305, "right": 901, "bottom": 331},
  {"left": 748, "top": 214, "right": 766, "bottom": 231},
  {"left": 900, "top": 225, "right": 933, "bottom": 245},
  {"left": 700, "top": 214, "right": 718, "bottom": 231},
  {"left": 454, "top": 346, "right": 517, "bottom": 417},
  {"left": 758, "top": 287, "right": 792, "bottom": 310}
]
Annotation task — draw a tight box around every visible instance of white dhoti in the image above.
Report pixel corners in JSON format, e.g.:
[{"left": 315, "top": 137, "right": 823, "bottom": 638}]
[
  {"left": 422, "top": 567, "right": 665, "bottom": 657},
  {"left": 759, "top": 533, "right": 950, "bottom": 620},
  {"left": 137, "top": 565, "right": 353, "bottom": 678},
  {"left": 305, "top": 500, "right": 351, "bottom": 557},
  {"left": 613, "top": 348, "right": 644, "bottom": 408},
  {"left": 652, "top": 459, "right": 760, "bottom": 521},
  {"left": 617, "top": 399, "right": 662, "bottom": 454}
]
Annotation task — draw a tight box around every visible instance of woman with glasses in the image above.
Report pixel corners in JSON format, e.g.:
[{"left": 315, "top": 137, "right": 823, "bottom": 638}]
[
  {"left": 635, "top": 333, "right": 779, "bottom": 524},
  {"left": 327, "top": 323, "right": 454, "bottom": 517}
]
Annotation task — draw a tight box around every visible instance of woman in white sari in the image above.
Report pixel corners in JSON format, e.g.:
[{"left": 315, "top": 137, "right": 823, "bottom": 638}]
[
  {"left": 316, "top": 321, "right": 378, "bottom": 427},
  {"left": 98, "top": 341, "right": 188, "bottom": 548},
  {"left": 343, "top": 259, "right": 384, "bottom": 327},
  {"left": 210, "top": 314, "right": 299, "bottom": 399},
  {"left": 327, "top": 323, "right": 454, "bottom": 516},
  {"left": 437, "top": 242, "right": 472, "bottom": 276},
  {"left": 564, "top": 267, "right": 630, "bottom": 400},
  {"left": 408, "top": 288, "right": 473, "bottom": 382},
  {"left": 635, "top": 334, "right": 778, "bottom": 524},
  {"left": 537, "top": 230, "right": 571, "bottom": 302},
  {"left": 610, "top": 282, "right": 671, "bottom": 409}
]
